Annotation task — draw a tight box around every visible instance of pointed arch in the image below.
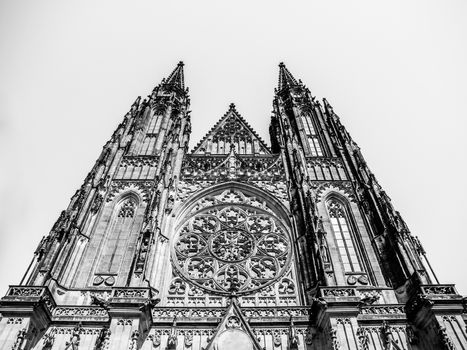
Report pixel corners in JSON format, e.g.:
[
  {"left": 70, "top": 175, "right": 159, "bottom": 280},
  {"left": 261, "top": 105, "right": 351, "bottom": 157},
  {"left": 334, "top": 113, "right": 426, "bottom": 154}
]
[
  {"left": 323, "top": 192, "right": 364, "bottom": 274},
  {"left": 94, "top": 192, "right": 141, "bottom": 278}
]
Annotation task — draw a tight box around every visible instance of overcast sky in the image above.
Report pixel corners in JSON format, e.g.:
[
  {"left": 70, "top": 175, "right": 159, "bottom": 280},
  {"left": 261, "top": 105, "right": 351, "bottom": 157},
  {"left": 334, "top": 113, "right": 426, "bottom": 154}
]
[{"left": 1, "top": 0, "right": 466, "bottom": 296}]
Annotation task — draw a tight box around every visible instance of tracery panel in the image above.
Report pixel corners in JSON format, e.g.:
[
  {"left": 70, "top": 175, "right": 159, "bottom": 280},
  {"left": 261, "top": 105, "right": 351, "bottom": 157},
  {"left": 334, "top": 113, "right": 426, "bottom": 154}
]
[
  {"left": 327, "top": 200, "right": 363, "bottom": 273},
  {"left": 172, "top": 191, "right": 293, "bottom": 297}
]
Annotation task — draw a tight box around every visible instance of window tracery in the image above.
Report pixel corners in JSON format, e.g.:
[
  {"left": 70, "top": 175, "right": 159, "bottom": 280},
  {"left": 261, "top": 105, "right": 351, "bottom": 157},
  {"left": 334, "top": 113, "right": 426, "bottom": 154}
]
[
  {"left": 172, "top": 205, "right": 292, "bottom": 295},
  {"left": 327, "top": 200, "right": 362, "bottom": 273},
  {"left": 118, "top": 198, "right": 137, "bottom": 218},
  {"left": 301, "top": 113, "right": 323, "bottom": 156}
]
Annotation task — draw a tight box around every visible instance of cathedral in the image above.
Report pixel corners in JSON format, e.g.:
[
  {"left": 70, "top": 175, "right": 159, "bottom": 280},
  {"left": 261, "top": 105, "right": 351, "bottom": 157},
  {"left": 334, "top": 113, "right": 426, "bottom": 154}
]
[{"left": 1, "top": 62, "right": 466, "bottom": 350}]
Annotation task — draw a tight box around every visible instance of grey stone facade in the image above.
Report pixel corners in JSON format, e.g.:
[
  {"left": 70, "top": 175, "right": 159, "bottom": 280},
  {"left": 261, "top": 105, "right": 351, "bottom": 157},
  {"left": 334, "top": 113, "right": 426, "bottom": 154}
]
[{"left": 1, "top": 62, "right": 465, "bottom": 349}]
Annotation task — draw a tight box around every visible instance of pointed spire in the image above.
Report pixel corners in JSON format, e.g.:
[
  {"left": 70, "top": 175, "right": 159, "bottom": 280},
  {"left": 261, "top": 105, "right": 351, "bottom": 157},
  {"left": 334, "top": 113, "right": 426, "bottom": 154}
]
[
  {"left": 278, "top": 62, "right": 299, "bottom": 91},
  {"left": 165, "top": 61, "right": 185, "bottom": 90}
]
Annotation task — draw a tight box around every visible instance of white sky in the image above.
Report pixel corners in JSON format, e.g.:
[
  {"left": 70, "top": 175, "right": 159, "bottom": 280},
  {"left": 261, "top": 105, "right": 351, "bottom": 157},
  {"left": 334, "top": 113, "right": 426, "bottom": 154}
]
[{"left": 1, "top": 0, "right": 466, "bottom": 296}]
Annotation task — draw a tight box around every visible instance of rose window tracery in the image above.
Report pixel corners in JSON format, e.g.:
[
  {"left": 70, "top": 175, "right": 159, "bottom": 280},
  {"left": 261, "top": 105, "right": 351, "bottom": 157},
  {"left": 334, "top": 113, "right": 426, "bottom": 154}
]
[{"left": 173, "top": 205, "right": 291, "bottom": 295}]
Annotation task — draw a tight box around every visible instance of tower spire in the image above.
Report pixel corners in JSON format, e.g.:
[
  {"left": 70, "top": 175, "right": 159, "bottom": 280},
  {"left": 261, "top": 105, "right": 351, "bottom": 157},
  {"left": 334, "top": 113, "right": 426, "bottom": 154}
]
[
  {"left": 164, "top": 61, "right": 185, "bottom": 90},
  {"left": 277, "top": 62, "right": 299, "bottom": 91}
]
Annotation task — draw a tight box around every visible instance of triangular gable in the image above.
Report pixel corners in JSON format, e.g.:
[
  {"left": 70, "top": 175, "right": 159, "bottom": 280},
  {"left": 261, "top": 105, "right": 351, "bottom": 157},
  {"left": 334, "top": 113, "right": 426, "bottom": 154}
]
[
  {"left": 205, "top": 298, "right": 263, "bottom": 350},
  {"left": 192, "top": 104, "right": 271, "bottom": 155}
]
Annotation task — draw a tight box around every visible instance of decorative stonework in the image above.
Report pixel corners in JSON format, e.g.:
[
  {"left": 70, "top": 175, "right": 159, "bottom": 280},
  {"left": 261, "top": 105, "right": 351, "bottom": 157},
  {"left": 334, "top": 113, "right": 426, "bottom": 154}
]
[
  {"left": 360, "top": 305, "right": 405, "bottom": 315},
  {"left": 53, "top": 307, "right": 108, "bottom": 318},
  {"left": 173, "top": 205, "right": 292, "bottom": 295},
  {"left": 320, "top": 287, "right": 357, "bottom": 297},
  {"left": 312, "top": 181, "right": 356, "bottom": 203},
  {"left": 106, "top": 180, "right": 154, "bottom": 202}
]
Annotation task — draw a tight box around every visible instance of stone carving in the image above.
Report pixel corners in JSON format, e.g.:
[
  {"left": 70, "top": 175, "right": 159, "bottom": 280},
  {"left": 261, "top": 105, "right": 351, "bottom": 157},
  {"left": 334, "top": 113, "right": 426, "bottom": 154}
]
[
  {"left": 106, "top": 180, "right": 154, "bottom": 202},
  {"left": 176, "top": 181, "right": 213, "bottom": 201},
  {"left": 329, "top": 327, "right": 340, "bottom": 350},
  {"left": 254, "top": 181, "right": 288, "bottom": 203},
  {"left": 356, "top": 327, "right": 369, "bottom": 350},
  {"left": 226, "top": 316, "right": 241, "bottom": 328},
  {"left": 422, "top": 285, "right": 456, "bottom": 295},
  {"left": 117, "top": 319, "right": 133, "bottom": 326},
  {"left": 167, "top": 319, "right": 178, "bottom": 350},
  {"left": 184, "top": 332, "right": 193, "bottom": 347},
  {"left": 129, "top": 330, "right": 139, "bottom": 350},
  {"left": 304, "top": 328, "right": 313, "bottom": 346},
  {"left": 118, "top": 198, "right": 137, "bottom": 217},
  {"left": 54, "top": 306, "right": 108, "bottom": 317},
  {"left": 188, "top": 189, "right": 277, "bottom": 216},
  {"left": 405, "top": 293, "right": 434, "bottom": 317},
  {"left": 359, "top": 290, "right": 381, "bottom": 304},
  {"left": 113, "top": 288, "right": 150, "bottom": 299},
  {"left": 321, "top": 287, "right": 356, "bottom": 297},
  {"left": 150, "top": 333, "right": 161, "bottom": 348},
  {"left": 288, "top": 317, "right": 299, "bottom": 350},
  {"left": 93, "top": 274, "right": 116, "bottom": 286},
  {"left": 405, "top": 325, "right": 418, "bottom": 345},
  {"left": 119, "top": 155, "right": 159, "bottom": 168},
  {"left": 133, "top": 231, "right": 151, "bottom": 276},
  {"left": 360, "top": 305, "right": 404, "bottom": 315},
  {"left": 8, "top": 287, "right": 43, "bottom": 297},
  {"left": 11, "top": 328, "right": 27, "bottom": 350},
  {"left": 64, "top": 324, "right": 82, "bottom": 350},
  {"left": 42, "top": 329, "right": 56, "bottom": 350},
  {"left": 94, "top": 327, "right": 111, "bottom": 350},
  {"left": 437, "top": 323, "right": 456, "bottom": 350},
  {"left": 6, "top": 318, "right": 23, "bottom": 324},
  {"left": 312, "top": 181, "right": 356, "bottom": 203},
  {"left": 152, "top": 308, "right": 225, "bottom": 319},
  {"left": 173, "top": 205, "right": 292, "bottom": 295}
]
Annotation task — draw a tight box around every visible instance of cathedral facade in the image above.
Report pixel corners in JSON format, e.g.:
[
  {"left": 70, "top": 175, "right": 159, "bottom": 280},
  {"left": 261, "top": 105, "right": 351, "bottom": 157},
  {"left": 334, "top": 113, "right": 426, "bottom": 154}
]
[{"left": 1, "top": 63, "right": 466, "bottom": 350}]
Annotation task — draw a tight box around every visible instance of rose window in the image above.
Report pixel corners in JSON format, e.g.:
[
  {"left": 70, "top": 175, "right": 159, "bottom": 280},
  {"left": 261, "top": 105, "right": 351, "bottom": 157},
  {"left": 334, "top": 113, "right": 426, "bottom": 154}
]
[{"left": 173, "top": 205, "right": 291, "bottom": 295}]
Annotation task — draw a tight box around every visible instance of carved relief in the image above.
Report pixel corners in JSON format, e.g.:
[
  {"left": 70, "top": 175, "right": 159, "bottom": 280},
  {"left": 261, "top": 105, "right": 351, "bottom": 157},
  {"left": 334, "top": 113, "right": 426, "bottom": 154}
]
[{"left": 106, "top": 180, "right": 153, "bottom": 202}]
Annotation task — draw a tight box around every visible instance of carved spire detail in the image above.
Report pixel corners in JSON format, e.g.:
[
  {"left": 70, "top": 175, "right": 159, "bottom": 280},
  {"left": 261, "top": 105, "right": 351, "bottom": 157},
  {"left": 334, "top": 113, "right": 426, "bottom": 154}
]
[
  {"left": 164, "top": 61, "right": 185, "bottom": 90},
  {"left": 278, "top": 62, "right": 299, "bottom": 91}
]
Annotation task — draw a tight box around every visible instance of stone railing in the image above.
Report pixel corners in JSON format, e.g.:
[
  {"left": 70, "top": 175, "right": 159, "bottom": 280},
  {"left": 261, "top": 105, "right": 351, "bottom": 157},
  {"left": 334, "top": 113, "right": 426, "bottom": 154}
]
[
  {"left": 3, "top": 285, "right": 56, "bottom": 312},
  {"left": 360, "top": 305, "right": 405, "bottom": 315},
  {"left": 53, "top": 306, "right": 109, "bottom": 319},
  {"left": 152, "top": 306, "right": 310, "bottom": 321},
  {"left": 152, "top": 307, "right": 226, "bottom": 319},
  {"left": 242, "top": 306, "right": 310, "bottom": 319},
  {"left": 111, "top": 287, "right": 151, "bottom": 301},
  {"left": 420, "top": 285, "right": 458, "bottom": 296},
  {"left": 320, "top": 286, "right": 358, "bottom": 297}
]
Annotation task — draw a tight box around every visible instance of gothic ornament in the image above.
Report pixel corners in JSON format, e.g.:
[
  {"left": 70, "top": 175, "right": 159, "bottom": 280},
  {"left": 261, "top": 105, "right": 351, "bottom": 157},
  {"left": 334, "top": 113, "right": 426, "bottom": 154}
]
[
  {"left": 172, "top": 204, "right": 291, "bottom": 295},
  {"left": 64, "top": 323, "right": 82, "bottom": 350},
  {"left": 11, "top": 328, "right": 27, "bottom": 350}
]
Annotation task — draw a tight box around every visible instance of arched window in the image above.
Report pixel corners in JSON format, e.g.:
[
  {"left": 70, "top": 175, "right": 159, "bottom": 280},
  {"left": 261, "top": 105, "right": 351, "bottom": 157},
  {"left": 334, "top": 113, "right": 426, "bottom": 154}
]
[
  {"left": 301, "top": 114, "right": 323, "bottom": 156},
  {"left": 327, "top": 200, "right": 362, "bottom": 272},
  {"left": 97, "top": 196, "right": 138, "bottom": 274}
]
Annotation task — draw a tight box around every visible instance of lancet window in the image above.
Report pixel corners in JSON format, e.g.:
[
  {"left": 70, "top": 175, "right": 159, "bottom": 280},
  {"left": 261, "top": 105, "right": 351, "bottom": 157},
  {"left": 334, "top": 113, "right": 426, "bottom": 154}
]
[
  {"left": 97, "top": 196, "right": 139, "bottom": 274},
  {"left": 327, "top": 200, "right": 362, "bottom": 272},
  {"left": 301, "top": 114, "right": 323, "bottom": 156}
]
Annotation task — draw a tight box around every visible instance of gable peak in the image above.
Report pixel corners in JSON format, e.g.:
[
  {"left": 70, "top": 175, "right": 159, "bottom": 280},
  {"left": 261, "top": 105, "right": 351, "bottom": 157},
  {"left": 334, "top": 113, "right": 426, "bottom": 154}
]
[
  {"left": 204, "top": 298, "right": 263, "bottom": 350},
  {"left": 191, "top": 104, "right": 270, "bottom": 155}
]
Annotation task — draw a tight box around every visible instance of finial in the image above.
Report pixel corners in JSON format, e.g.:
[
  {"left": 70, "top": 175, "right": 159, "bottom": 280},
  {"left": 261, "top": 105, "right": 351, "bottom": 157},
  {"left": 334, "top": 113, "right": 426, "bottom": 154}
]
[
  {"left": 279, "top": 62, "right": 285, "bottom": 67},
  {"left": 178, "top": 61, "right": 184, "bottom": 67},
  {"left": 229, "top": 103, "right": 236, "bottom": 110}
]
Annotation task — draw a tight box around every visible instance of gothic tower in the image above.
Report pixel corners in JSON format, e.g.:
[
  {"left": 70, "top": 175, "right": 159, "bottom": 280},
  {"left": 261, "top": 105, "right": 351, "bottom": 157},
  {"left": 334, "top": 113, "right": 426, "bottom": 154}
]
[{"left": 1, "top": 63, "right": 465, "bottom": 350}]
